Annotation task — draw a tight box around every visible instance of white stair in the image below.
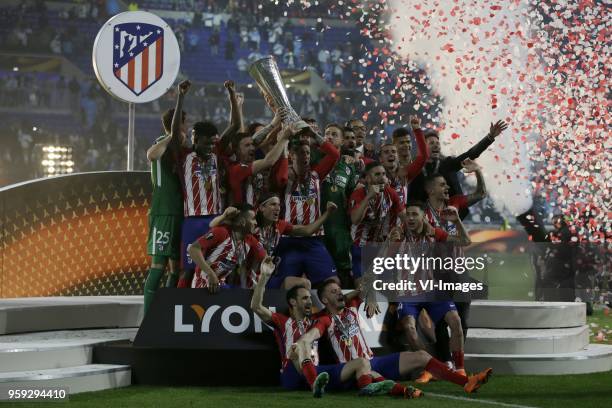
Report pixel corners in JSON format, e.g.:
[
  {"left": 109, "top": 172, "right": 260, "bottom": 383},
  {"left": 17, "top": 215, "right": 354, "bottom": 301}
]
[
  {"left": 0, "top": 365, "right": 131, "bottom": 394},
  {"left": 0, "top": 328, "right": 137, "bottom": 372},
  {"left": 464, "top": 325, "right": 589, "bottom": 355},
  {"left": 0, "top": 327, "right": 136, "bottom": 394},
  {"left": 0, "top": 296, "right": 143, "bottom": 335},
  {"left": 464, "top": 301, "right": 612, "bottom": 375},
  {"left": 468, "top": 301, "right": 585, "bottom": 329},
  {"left": 466, "top": 344, "right": 612, "bottom": 375}
]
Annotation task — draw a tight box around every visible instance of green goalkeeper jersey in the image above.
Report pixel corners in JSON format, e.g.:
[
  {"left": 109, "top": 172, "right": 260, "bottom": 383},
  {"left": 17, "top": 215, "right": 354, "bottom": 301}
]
[
  {"left": 149, "top": 136, "right": 184, "bottom": 216},
  {"left": 321, "top": 158, "right": 359, "bottom": 228}
]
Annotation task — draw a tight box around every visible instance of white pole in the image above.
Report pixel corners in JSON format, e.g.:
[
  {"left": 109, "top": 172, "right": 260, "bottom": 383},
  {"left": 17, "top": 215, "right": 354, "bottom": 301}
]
[{"left": 127, "top": 102, "right": 135, "bottom": 171}]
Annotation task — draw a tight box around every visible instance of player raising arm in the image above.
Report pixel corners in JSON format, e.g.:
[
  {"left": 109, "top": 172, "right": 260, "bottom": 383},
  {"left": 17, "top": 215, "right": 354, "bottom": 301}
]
[{"left": 250, "top": 259, "right": 396, "bottom": 398}]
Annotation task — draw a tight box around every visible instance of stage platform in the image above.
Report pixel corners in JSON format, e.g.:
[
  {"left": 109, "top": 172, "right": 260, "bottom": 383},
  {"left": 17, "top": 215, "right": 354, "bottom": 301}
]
[
  {"left": 0, "top": 296, "right": 143, "bottom": 335},
  {"left": 0, "top": 296, "right": 610, "bottom": 393}
]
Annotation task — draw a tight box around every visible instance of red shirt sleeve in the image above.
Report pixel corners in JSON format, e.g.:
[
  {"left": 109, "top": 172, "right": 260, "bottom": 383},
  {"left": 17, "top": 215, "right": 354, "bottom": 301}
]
[
  {"left": 434, "top": 227, "right": 449, "bottom": 242},
  {"left": 196, "top": 227, "right": 229, "bottom": 254},
  {"left": 228, "top": 162, "right": 254, "bottom": 204},
  {"left": 270, "top": 312, "right": 288, "bottom": 329},
  {"left": 271, "top": 156, "right": 288, "bottom": 190},
  {"left": 448, "top": 195, "right": 468, "bottom": 210},
  {"left": 312, "top": 314, "right": 332, "bottom": 336},
  {"left": 402, "top": 128, "right": 429, "bottom": 182},
  {"left": 278, "top": 219, "right": 294, "bottom": 235},
  {"left": 214, "top": 140, "right": 232, "bottom": 167},
  {"left": 386, "top": 185, "right": 405, "bottom": 214},
  {"left": 246, "top": 235, "right": 267, "bottom": 261},
  {"left": 360, "top": 157, "right": 374, "bottom": 166},
  {"left": 312, "top": 142, "right": 340, "bottom": 179},
  {"left": 348, "top": 296, "right": 362, "bottom": 308},
  {"left": 348, "top": 187, "right": 367, "bottom": 215}
]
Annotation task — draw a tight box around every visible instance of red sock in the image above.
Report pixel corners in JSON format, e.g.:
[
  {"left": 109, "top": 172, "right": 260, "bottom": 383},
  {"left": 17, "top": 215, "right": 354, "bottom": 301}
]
[
  {"left": 425, "top": 358, "right": 468, "bottom": 386},
  {"left": 357, "top": 375, "right": 372, "bottom": 389},
  {"left": 177, "top": 278, "right": 189, "bottom": 288},
  {"left": 371, "top": 375, "right": 385, "bottom": 383},
  {"left": 452, "top": 351, "right": 464, "bottom": 369},
  {"left": 390, "top": 383, "right": 406, "bottom": 396},
  {"left": 301, "top": 360, "right": 318, "bottom": 387}
]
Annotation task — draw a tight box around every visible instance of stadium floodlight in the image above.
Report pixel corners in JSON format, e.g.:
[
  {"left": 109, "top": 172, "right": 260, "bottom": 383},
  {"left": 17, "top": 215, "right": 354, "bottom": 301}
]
[{"left": 40, "top": 145, "right": 74, "bottom": 177}]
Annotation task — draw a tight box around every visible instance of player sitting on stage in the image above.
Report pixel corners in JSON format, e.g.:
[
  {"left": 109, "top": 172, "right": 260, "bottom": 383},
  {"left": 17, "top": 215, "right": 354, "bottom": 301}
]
[
  {"left": 250, "top": 258, "right": 397, "bottom": 398},
  {"left": 388, "top": 202, "right": 470, "bottom": 377},
  {"left": 187, "top": 204, "right": 265, "bottom": 292},
  {"left": 208, "top": 192, "right": 338, "bottom": 289},
  {"left": 298, "top": 281, "right": 493, "bottom": 394}
]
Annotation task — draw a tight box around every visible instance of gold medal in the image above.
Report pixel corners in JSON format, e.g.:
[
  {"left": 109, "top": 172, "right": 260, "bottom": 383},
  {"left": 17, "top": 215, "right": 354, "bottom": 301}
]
[
  {"left": 343, "top": 336, "right": 352, "bottom": 347},
  {"left": 205, "top": 178, "right": 212, "bottom": 191},
  {"left": 331, "top": 185, "right": 338, "bottom": 193},
  {"left": 308, "top": 198, "right": 315, "bottom": 206}
]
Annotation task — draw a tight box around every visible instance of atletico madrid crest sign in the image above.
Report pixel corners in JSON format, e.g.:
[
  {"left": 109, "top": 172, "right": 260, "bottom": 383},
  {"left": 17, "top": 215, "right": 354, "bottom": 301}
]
[
  {"left": 92, "top": 11, "right": 180, "bottom": 104},
  {"left": 113, "top": 23, "right": 164, "bottom": 96}
]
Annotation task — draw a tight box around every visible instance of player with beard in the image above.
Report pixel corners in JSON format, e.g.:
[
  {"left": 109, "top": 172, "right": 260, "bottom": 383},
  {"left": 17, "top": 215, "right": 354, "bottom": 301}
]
[
  {"left": 143, "top": 80, "right": 191, "bottom": 314},
  {"left": 251, "top": 258, "right": 397, "bottom": 397},
  {"left": 347, "top": 118, "right": 367, "bottom": 157},
  {"left": 187, "top": 205, "right": 265, "bottom": 292},
  {"left": 177, "top": 120, "right": 221, "bottom": 288},
  {"left": 320, "top": 124, "right": 361, "bottom": 287},
  {"left": 298, "top": 281, "right": 493, "bottom": 395},
  {"left": 408, "top": 120, "right": 507, "bottom": 218},
  {"left": 175, "top": 80, "right": 244, "bottom": 288},
  {"left": 388, "top": 202, "right": 470, "bottom": 379},
  {"left": 208, "top": 192, "right": 338, "bottom": 289},
  {"left": 227, "top": 120, "right": 294, "bottom": 207},
  {"left": 349, "top": 162, "right": 409, "bottom": 283},
  {"left": 267, "top": 130, "right": 340, "bottom": 289}
]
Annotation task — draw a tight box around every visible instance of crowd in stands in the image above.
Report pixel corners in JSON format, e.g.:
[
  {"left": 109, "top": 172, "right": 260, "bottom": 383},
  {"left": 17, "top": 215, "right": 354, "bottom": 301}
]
[{"left": 0, "top": 0, "right": 380, "bottom": 188}]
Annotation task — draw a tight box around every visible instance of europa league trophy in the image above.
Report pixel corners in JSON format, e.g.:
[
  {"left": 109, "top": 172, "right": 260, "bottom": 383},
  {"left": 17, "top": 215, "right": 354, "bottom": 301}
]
[{"left": 248, "top": 56, "right": 310, "bottom": 131}]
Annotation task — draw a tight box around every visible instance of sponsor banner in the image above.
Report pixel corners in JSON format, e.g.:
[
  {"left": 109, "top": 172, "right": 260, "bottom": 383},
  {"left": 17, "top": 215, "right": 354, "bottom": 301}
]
[{"left": 134, "top": 288, "right": 386, "bottom": 349}]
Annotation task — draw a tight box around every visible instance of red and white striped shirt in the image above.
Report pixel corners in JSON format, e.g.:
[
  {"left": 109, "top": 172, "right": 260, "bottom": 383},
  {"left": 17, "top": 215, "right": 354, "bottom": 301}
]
[
  {"left": 270, "top": 313, "right": 327, "bottom": 371},
  {"left": 283, "top": 171, "right": 324, "bottom": 236},
  {"left": 191, "top": 226, "right": 266, "bottom": 289},
  {"left": 383, "top": 177, "right": 408, "bottom": 236},
  {"left": 425, "top": 195, "right": 468, "bottom": 260},
  {"left": 395, "top": 227, "right": 449, "bottom": 296},
  {"left": 349, "top": 185, "right": 405, "bottom": 247},
  {"left": 281, "top": 142, "right": 339, "bottom": 236},
  {"left": 424, "top": 195, "right": 468, "bottom": 236},
  {"left": 315, "top": 298, "right": 373, "bottom": 363},
  {"left": 228, "top": 162, "right": 266, "bottom": 207},
  {"left": 181, "top": 151, "right": 224, "bottom": 216}
]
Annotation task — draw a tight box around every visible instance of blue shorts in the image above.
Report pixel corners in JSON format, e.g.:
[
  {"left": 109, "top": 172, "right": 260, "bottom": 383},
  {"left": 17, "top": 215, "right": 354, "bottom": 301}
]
[
  {"left": 280, "top": 362, "right": 353, "bottom": 391},
  {"left": 267, "top": 237, "right": 337, "bottom": 288},
  {"left": 370, "top": 353, "right": 401, "bottom": 381},
  {"left": 181, "top": 215, "right": 215, "bottom": 270},
  {"left": 351, "top": 244, "right": 362, "bottom": 278},
  {"left": 397, "top": 301, "right": 457, "bottom": 324}
]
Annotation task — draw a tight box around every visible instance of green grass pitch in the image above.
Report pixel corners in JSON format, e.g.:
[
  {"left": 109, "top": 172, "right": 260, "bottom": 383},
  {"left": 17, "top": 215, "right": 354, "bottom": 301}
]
[{"left": 4, "top": 371, "right": 611, "bottom": 408}]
